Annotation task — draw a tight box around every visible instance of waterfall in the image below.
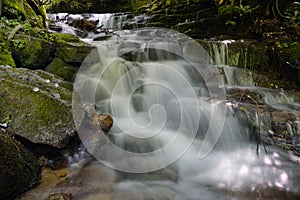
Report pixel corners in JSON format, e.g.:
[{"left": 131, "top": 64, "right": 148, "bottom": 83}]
[
  {"left": 71, "top": 28, "right": 300, "bottom": 198},
  {"left": 31, "top": 15, "right": 300, "bottom": 199}
]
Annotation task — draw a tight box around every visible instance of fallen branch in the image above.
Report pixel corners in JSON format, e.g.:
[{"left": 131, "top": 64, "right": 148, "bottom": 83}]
[
  {"left": 8, "top": 24, "right": 23, "bottom": 40},
  {"left": 207, "top": 89, "right": 268, "bottom": 156}
]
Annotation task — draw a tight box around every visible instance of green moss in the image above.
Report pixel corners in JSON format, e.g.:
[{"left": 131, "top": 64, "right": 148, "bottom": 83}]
[
  {"left": 0, "top": 130, "right": 39, "bottom": 199},
  {"left": 0, "top": 80, "right": 72, "bottom": 145},
  {"left": 0, "top": 51, "right": 16, "bottom": 67},
  {"left": 0, "top": 28, "right": 16, "bottom": 67},
  {"left": 11, "top": 35, "right": 54, "bottom": 69},
  {"left": 0, "top": 66, "right": 75, "bottom": 148},
  {"left": 3, "top": 0, "right": 44, "bottom": 27},
  {"left": 51, "top": 32, "right": 81, "bottom": 43},
  {"left": 46, "top": 58, "right": 78, "bottom": 82}
]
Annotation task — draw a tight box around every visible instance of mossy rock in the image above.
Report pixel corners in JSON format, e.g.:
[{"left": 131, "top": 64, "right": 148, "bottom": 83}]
[
  {"left": 52, "top": 33, "right": 93, "bottom": 64},
  {"left": 0, "top": 130, "right": 40, "bottom": 199},
  {"left": 0, "top": 66, "right": 75, "bottom": 148},
  {"left": 0, "top": 29, "right": 16, "bottom": 67},
  {"left": 0, "top": 50, "right": 16, "bottom": 67},
  {"left": 3, "top": 0, "right": 45, "bottom": 28},
  {"left": 46, "top": 58, "right": 79, "bottom": 82},
  {"left": 11, "top": 34, "right": 54, "bottom": 69}
]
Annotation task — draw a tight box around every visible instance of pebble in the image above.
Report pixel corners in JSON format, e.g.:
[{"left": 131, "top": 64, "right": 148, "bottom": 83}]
[{"left": 32, "top": 87, "right": 39, "bottom": 92}]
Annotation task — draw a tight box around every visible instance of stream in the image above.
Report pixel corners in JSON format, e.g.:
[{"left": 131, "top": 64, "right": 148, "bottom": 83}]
[{"left": 18, "top": 13, "right": 300, "bottom": 200}]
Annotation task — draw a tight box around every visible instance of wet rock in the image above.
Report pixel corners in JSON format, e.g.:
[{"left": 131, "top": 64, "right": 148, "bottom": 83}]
[
  {"left": 74, "top": 29, "right": 88, "bottom": 38},
  {"left": 49, "top": 24, "right": 63, "bottom": 32},
  {"left": 11, "top": 34, "right": 54, "bottom": 69},
  {"left": 0, "top": 65, "right": 75, "bottom": 148},
  {"left": 68, "top": 18, "right": 98, "bottom": 32},
  {"left": 271, "top": 111, "right": 300, "bottom": 136},
  {"left": 94, "top": 113, "right": 113, "bottom": 133},
  {"left": 52, "top": 33, "right": 93, "bottom": 64},
  {"left": 93, "top": 34, "right": 113, "bottom": 41},
  {"left": 45, "top": 193, "right": 72, "bottom": 200},
  {"left": 45, "top": 58, "right": 78, "bottom": 82},
  {"left": 0, "top": 129, "right": 40, "bottom": 199}
]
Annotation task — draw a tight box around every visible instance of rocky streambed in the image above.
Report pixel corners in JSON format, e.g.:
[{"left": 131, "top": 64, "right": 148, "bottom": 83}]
[{"left": 0, "top": 0, "right": 300, "bottom": 199}]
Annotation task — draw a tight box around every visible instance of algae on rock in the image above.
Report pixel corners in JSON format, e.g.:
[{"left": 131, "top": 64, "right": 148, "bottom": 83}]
[
  {"left": 11, "top": 34, "right": 54, "bottom": 69},
  {"left": 3, "top": 0, "right": 46, "bottom": 28},
  {"left": 0, "top": 65, "right": 75, "bottom": 148},
  {"left": 46, "top": 58, "right": 79, "bottom": 82},
  {"left": 52, "top": 33, "right": 93, "bottom": 64}
]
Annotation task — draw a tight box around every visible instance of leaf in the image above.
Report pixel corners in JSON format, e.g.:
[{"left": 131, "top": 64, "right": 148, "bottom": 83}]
[
  {"left": 239, "top": 107, "right": 247, "bottom": 113},
  {"left": 225, "top": 20, "right": 237, "bottom": 26},
  {"left": 219, "top": 0, "right": 224, "bottom": 5}
]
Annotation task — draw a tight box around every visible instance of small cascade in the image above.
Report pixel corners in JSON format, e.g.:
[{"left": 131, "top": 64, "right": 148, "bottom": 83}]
[
  {"left": 218, "top": 65, "right": 255, "bottom": 86},
  {"left": 47, "top": 13, "right": 148, "bottom": 40},
  {"left": 207, "top": 40, "right": 236, "bottom": 66}
]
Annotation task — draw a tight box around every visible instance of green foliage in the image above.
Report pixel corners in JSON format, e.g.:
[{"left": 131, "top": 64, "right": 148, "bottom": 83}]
[
  {"left": 12, "top": 39, "right": 26, "bottom": 49},
  {"left": 284, "top": 3, "right": 300, "bottom": 30},
  {"left": 36, "top": 29, "right": 55, "bottom": 42},
  {"left": 0, "top": 16, "right": 22, "bottom": 27},
  {"left": 218, "top": 3, "right": 256, "bottom": 25}
]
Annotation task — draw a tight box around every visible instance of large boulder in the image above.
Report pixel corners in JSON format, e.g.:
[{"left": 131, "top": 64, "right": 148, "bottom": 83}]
[
  {"left": 52, "top": 33, "right": 93, "bottom": 65},
  {"left": 3, "top": 0, "right": 46, "bottom": 28},
  {"left": 0, "top": 65, "right": 75, "bottom": 148},
  {"left": 11, "top": 34, "right": 54, "bottom": 69},
  {"left": 45, "top": 58, "right": 78, "bottom": 82},
  {"left": 0, "top": 129, "right": 40, "bottom": 199},
  {"left": 0, "top": 29, "right": 15, "bottom": 67}
]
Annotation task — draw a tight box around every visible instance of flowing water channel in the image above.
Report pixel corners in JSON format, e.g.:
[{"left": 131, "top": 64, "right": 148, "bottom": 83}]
[{"left": 18, "top": 13, "right": 300, "bottom": 200}]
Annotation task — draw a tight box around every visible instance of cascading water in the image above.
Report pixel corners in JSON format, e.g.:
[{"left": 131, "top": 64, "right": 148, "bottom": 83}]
[
  {"left": 19, "top": 14, "right": 300, "bottom": 200},
  {"left": 71, "top": 28, "right": 300, "bottom": 199}
]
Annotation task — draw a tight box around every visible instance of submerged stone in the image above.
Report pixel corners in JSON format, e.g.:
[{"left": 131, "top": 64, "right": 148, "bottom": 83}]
[{"left": 0, "top": 65, "right": 75, "bottom": 148}]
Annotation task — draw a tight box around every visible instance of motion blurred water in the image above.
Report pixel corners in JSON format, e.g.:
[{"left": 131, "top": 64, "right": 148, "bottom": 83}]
[{"left": 18, "top": 14, "right": 300, "bottom": 200}]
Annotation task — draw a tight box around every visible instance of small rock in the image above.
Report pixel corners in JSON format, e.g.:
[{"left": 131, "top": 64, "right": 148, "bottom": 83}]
[
  {"left": 33, "top": 87, "right": 40, "bottom": 92},
  {"left": 45, "top": 193, "right": 72, "bottom": 200},
  {"left": 93, "top": 113, "right": 113, "bottom": 133},
  {"left": 49, "top": 24, "right": 63, "bottom": 32}
]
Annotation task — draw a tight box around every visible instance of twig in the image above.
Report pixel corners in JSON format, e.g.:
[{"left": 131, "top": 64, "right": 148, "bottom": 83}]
[
  {"left": 8, "top": 24, "right": 23, "bottom": 40},
  {"left": 5, "top": 133, "right": 20, "bottom": 152},
  {"left": 207, "top": 89, "right": 268, "bottom": 156},
  {"left": 244, "top": 94, "right": 267, "bottom": 156}
]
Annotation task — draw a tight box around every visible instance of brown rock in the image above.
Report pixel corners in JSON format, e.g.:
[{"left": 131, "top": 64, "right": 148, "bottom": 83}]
[{"left": 45, "top": 193, "right": 72, "bottom": 200}]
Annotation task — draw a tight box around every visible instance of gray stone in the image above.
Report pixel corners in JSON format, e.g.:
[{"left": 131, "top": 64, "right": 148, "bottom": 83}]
[{"left": 0, "top": 65, "right": 75, "bottom": 148}]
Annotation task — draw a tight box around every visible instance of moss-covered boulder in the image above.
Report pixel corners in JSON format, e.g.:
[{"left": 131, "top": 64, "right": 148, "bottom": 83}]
[
  {"left": 3, "top": 0, "right": 46, "bottom": 28},
  {"left": 46, "top": 58, "right": 78, "bottom": 82},
  {"left": 0, "top": 65, "right": 75, "bottom": 148},
  {"left": 0, "top": 129, "right": 40, "bottom": 199},
  {"left": 0, "top": 29, "right": 16, "bottom": 67},
  {"left": 11, "top": 34, "right": 54, "bottom": 69},
  {"left": 52, "top": 33, "right": 93, "bottom": 64}
]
